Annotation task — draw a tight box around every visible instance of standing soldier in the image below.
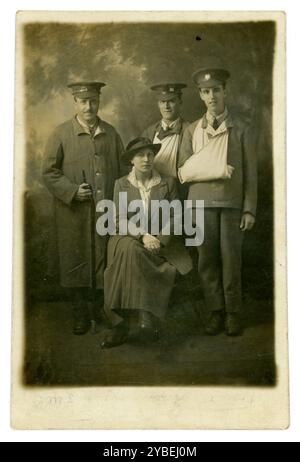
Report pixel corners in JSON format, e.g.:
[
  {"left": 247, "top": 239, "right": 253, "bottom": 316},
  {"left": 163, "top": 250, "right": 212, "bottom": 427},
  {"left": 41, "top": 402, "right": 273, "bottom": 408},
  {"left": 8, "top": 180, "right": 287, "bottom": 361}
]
[
  {"left": 178, "top": 68, "right": 257, "bottom": 336},
  {"left": 142, "top": 83, "right": 189, "bottom": 183},
  {"left": 42, "top": 81, "right": 124, "bottom": 335}
]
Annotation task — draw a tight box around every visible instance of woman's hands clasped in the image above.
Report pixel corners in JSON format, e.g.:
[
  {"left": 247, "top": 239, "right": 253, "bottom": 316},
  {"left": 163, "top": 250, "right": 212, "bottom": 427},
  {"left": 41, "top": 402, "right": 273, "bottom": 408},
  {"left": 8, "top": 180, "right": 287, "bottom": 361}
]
[{"left": 142, "top": 234, "right": 161, "bottom": 255}]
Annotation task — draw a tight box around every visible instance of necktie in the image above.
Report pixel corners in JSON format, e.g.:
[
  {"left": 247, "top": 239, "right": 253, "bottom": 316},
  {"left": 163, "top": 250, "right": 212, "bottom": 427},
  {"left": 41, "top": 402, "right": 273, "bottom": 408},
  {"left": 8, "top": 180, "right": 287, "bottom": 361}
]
[
  {"left": 212, "top": 117, "right": 219, "bottom": 131},
  {"left": 157, "top": 124, "right": 181, "bottom": 140}
]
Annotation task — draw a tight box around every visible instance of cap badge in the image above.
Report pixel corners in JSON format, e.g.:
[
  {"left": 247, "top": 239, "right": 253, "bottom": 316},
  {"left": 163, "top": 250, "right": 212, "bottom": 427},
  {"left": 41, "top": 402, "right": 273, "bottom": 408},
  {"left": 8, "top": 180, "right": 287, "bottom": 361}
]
[
  {"left": 204, "top": 74, "right": 211, "bottom": 81},
  {"left": 79, "top": 86, "right": 88, "bottom": 92},
  {"left": 169, "top": 87, "right": 175, "bottom": 92}
]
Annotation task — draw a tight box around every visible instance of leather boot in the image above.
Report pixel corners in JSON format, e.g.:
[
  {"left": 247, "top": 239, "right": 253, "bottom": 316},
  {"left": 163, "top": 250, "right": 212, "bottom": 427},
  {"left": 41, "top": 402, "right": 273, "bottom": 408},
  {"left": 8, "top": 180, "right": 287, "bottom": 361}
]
[
  {"left": 72, "top": 301, "right": 90, "bottom": 335},
  {"left": 138, "top": 310, "right": 159, "bottom": 342},
  {"left": 225, "top": 313, "right": 242, "bottom": 336},
  {"left": 204, "top": 311, "right": 224, "bottom": 336}
]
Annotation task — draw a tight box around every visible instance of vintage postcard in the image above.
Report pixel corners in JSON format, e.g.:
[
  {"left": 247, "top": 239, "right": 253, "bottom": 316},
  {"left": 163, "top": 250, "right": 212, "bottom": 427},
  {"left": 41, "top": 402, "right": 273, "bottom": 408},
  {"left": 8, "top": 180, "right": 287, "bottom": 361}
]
[{"left": 12, "top": 10, "right": 288, "bottom": 429}]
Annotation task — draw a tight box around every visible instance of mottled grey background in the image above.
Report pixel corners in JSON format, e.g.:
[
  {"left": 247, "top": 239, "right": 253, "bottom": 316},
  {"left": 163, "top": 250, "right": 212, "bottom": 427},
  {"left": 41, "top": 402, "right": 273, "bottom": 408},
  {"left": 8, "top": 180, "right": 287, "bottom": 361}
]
[{"left": 24, "top": 21, "right": 274, "bottom": 301}]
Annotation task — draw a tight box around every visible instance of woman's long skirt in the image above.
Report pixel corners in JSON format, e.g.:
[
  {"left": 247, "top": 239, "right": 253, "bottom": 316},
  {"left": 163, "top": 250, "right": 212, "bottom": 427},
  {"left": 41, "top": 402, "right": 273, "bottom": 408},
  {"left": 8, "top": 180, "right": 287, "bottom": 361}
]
[{"left": 104, "top": 235, "right": 176, "bottom": 325}]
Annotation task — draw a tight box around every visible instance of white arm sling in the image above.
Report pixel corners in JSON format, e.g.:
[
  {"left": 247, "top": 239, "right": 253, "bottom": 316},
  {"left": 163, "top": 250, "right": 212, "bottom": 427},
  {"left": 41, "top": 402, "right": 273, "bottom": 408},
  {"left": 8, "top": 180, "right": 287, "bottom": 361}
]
[{"left": 178, "top": 119, "right": 234, "bottom": 184}]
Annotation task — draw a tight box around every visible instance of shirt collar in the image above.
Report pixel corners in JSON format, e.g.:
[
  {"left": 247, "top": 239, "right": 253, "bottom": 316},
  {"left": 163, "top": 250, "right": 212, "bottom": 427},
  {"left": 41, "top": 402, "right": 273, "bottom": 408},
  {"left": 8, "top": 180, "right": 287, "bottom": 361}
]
[
  {"left": 206, "top": 107, "right": 228, "bottom": 126},
  {"left": 161, "top": 117, "right": 180, "bottom": 130},
  {"left": 128, "top": 167, "right": 161, "bottom": 191},
  {"left": 202, "top": 108, "right": 233, "bottom": 129}
]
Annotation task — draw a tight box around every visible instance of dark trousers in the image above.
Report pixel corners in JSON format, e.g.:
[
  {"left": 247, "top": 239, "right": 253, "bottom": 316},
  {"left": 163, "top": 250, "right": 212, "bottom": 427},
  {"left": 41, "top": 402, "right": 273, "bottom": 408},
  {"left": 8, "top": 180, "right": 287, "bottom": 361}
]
[
  {"left": 69, "top": 287, "right": 104, "bottom": 321},
  {"left": 197, "top": 208, "right": 243, "bottom": 313}
]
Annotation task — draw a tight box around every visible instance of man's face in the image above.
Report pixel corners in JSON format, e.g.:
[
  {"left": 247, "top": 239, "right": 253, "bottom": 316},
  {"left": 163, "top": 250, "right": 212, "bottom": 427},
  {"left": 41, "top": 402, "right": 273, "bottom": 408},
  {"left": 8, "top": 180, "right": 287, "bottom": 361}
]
[
  {"left": 74, "top": 95, "right": 100, "bottom": 123},
  {"left": 158, "top": 96, "right": 182, "bottom": 122},
  {"left": 199, "top": 85, "right": 226, "bottom": 115}
]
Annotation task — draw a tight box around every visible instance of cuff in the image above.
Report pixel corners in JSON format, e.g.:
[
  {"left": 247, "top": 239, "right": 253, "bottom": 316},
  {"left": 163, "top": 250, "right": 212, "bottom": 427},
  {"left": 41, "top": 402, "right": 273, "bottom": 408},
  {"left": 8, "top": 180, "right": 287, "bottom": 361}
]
[
  {"left": 64, "top": 184, "right": 79, "bottom": 205},
  {"left": 242, "top": 210, "right": 256, "bottom": 218}
]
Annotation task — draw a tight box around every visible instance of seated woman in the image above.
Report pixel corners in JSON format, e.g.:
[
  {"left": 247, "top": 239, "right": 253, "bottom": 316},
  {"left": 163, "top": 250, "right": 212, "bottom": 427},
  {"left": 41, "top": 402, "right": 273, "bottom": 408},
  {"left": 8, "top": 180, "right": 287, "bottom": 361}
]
[{"left": 101, "top": 137, "right": 192, "bottom": 348}]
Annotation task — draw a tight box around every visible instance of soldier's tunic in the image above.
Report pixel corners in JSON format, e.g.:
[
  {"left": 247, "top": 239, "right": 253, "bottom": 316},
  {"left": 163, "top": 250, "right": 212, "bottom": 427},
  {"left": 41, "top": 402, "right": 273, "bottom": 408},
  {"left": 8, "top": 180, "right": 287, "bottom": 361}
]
[
  {"left": 178, "top": 110, "right": 257, "bottom": 313},
  {"left": 42, "top": 116, "right": 124, "bottom": 289}
]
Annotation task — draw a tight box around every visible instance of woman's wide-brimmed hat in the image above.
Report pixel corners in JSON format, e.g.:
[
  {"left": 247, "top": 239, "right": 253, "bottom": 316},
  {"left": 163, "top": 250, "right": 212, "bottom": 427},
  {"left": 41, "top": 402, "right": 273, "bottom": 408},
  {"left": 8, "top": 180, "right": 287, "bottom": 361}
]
[{"left": 123, "top": 137, "right": 161, "bottom": 163}]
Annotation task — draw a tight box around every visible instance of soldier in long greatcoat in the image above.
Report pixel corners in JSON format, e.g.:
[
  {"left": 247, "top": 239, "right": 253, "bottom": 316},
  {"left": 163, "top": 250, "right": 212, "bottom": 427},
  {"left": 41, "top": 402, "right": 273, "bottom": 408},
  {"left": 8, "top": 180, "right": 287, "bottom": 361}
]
[{"left": 42, "top": 81, "right": 124, "bottom": 335}]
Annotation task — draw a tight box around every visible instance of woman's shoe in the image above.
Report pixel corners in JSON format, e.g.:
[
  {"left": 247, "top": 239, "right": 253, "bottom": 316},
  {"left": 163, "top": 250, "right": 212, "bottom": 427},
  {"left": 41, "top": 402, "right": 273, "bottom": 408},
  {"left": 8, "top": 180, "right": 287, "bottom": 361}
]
[{"left": 100, "top": 322, "right": 129, "bottom": 349}]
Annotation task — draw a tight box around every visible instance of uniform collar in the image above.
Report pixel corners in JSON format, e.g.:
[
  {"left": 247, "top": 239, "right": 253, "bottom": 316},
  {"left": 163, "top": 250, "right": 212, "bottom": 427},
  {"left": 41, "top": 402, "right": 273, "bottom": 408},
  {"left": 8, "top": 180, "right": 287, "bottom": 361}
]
[
  {"left": 72, "top": 116, "right": 106, "bottom": 136},
  {"left": 154, "top": 116, "right": 184, "bottom": 131}
]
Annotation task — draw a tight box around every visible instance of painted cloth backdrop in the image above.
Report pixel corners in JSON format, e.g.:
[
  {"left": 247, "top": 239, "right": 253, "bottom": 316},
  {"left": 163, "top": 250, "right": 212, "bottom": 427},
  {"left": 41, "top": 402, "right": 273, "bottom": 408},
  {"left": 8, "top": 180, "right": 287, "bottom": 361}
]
[{"left": 23, "top": 21, "right": 275, "bottom": 301}]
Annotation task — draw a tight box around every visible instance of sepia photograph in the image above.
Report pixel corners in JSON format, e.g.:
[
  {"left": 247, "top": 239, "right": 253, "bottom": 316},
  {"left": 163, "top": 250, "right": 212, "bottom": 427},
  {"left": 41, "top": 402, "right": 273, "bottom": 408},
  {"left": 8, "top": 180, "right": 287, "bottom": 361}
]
[{"left": 11, "top": 10, "right": 288, "bottom": 429}]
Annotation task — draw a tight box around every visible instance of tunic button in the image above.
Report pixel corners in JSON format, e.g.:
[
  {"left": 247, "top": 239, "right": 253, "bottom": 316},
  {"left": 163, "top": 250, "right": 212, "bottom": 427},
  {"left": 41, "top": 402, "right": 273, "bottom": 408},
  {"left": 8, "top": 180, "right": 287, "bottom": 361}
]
[
  {"left": 97, "top": 189, "right": 101, "bottom": 194},
  {"left": 96, "top": 172, "right": 100, "bottom": 176}
]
